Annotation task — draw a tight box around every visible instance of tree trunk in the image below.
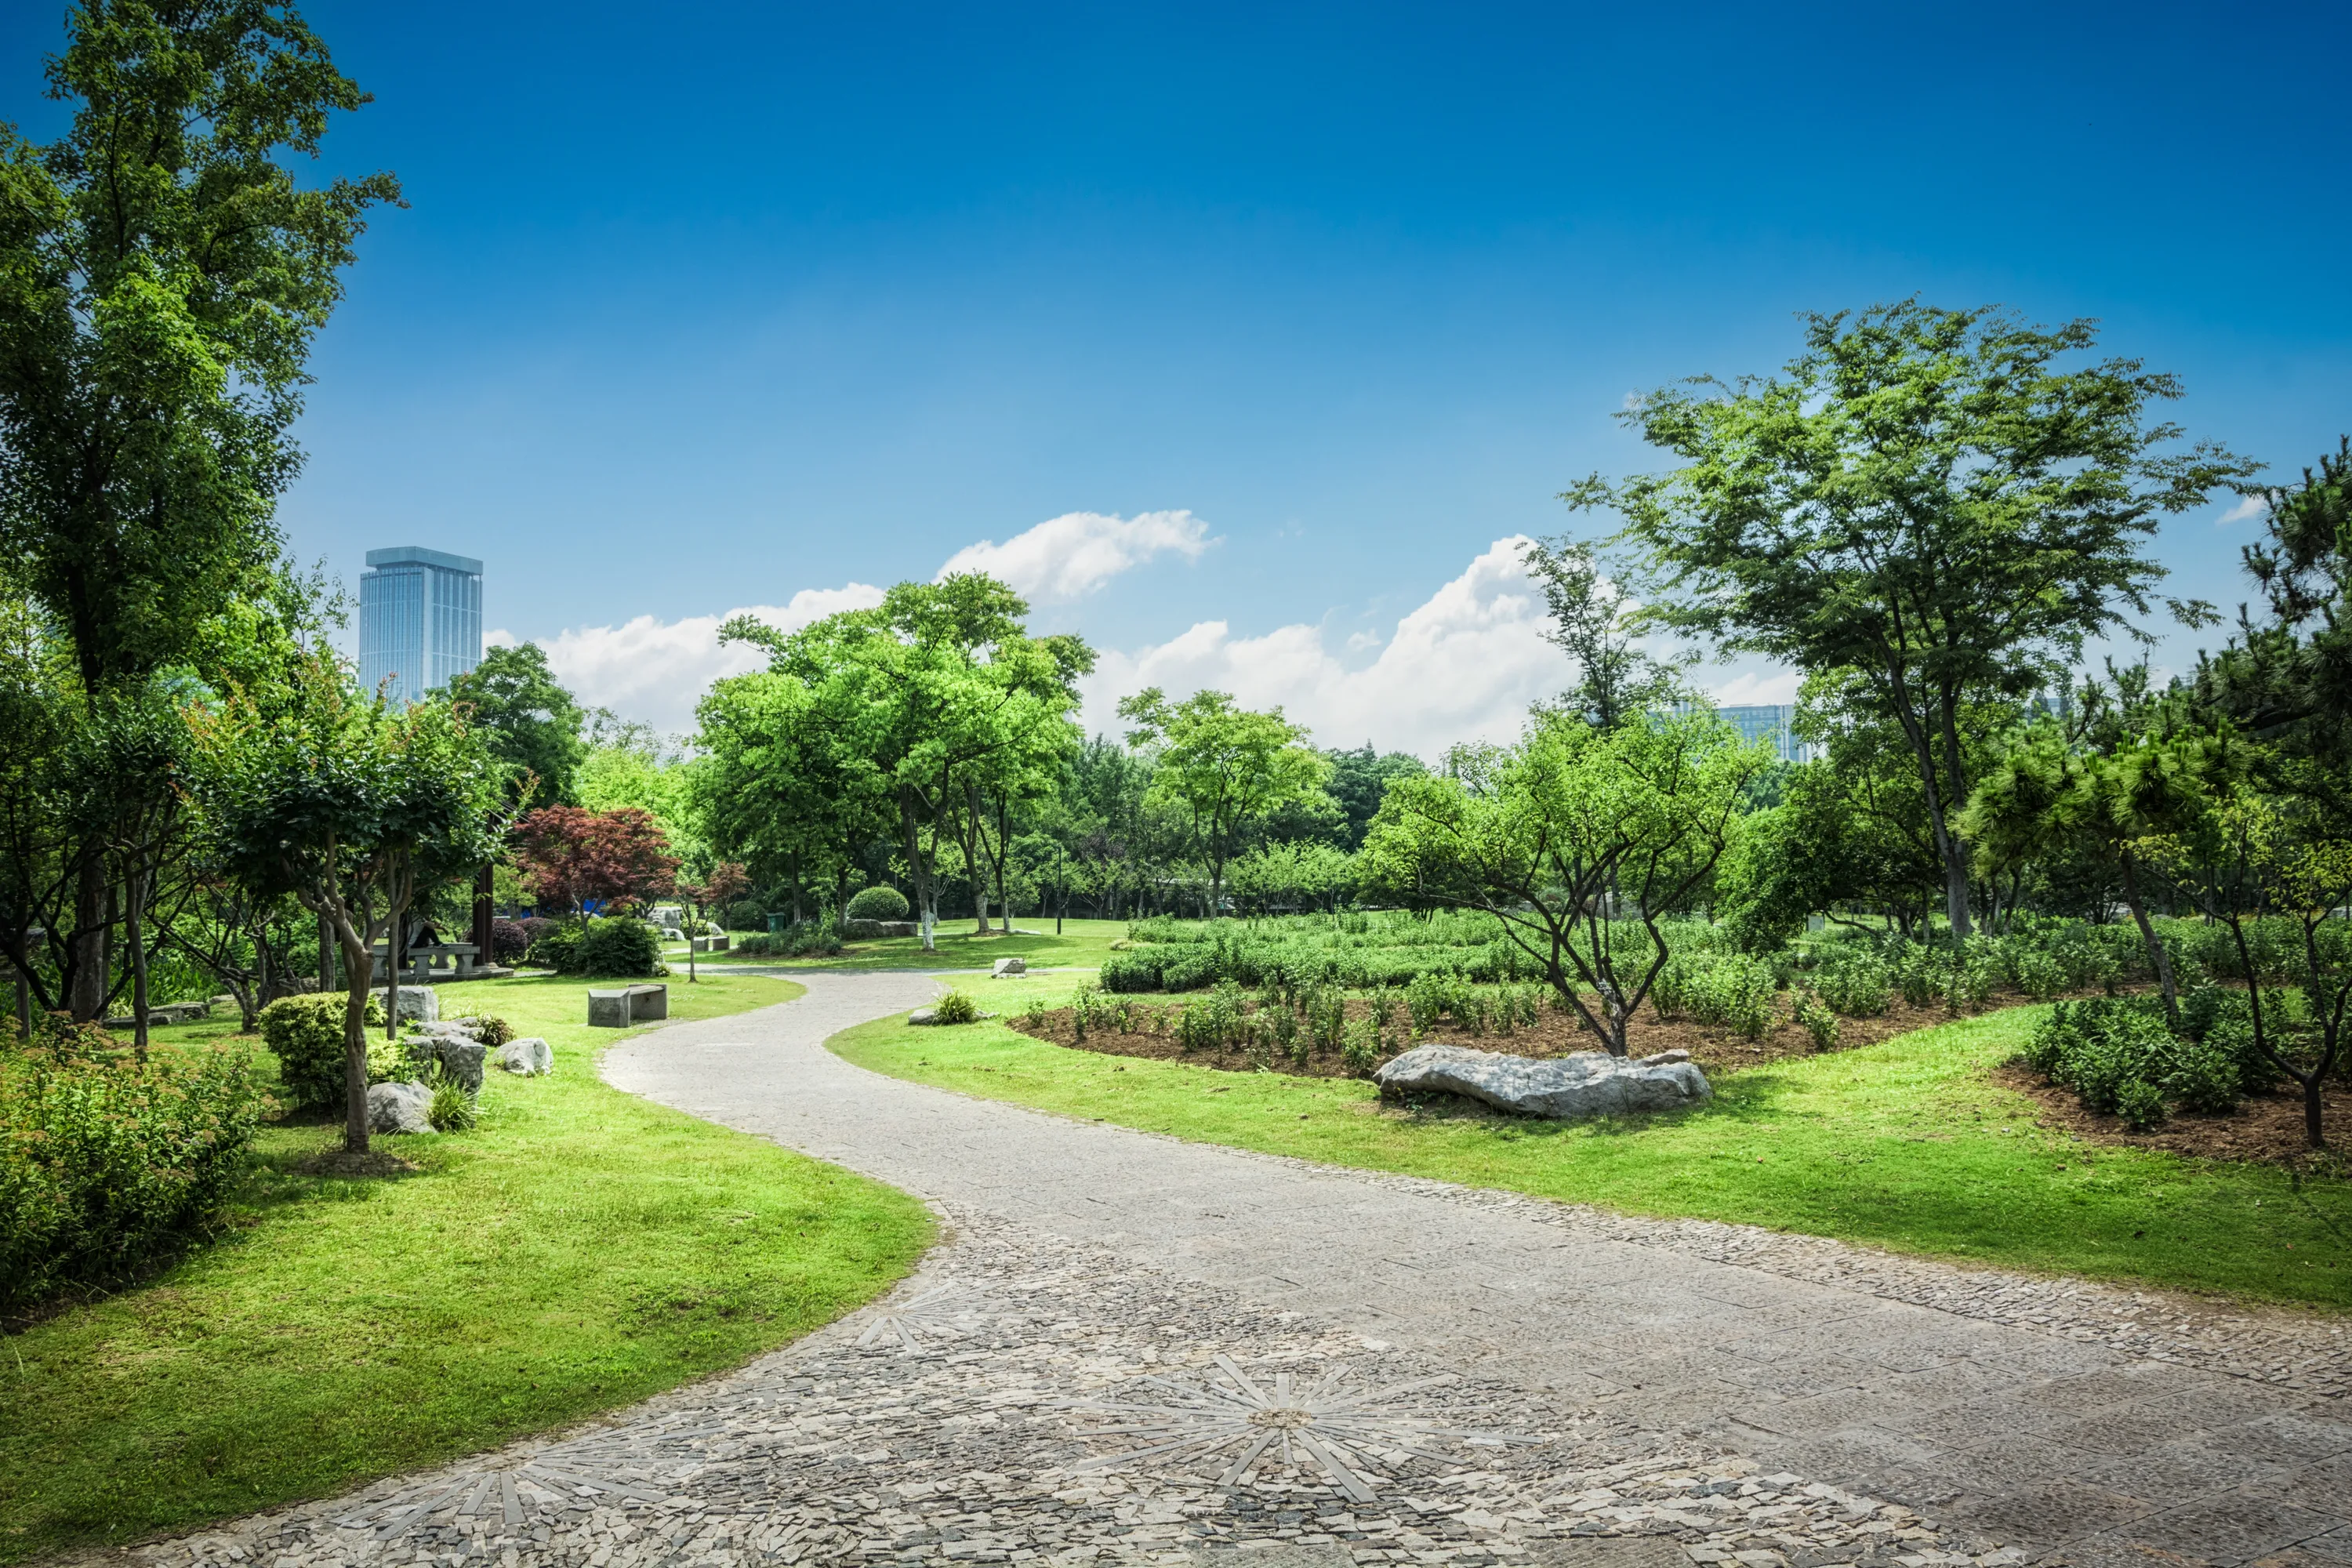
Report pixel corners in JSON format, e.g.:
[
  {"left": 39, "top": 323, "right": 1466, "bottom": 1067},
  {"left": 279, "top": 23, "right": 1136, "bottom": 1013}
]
[
  {"left": 2307, "top": 1076, "right": 2326, "bottom": 1149},
  {"left": 318, "top": 909, "right": 334, "bottom": 990},
  {"left": 2117, "top": 849, "right": 2179, "bottom": 1025},
  {"left": 900, "top": 793, "right": 935, "bottom": 950},
  {"left": 126, "top": 863, "right": 151, "bottom": 1060},
  {"left": 383, "top": 892, "right": 405, "bottom": 1040},
  {"left": 68, "top": 854, "right": 107, "bottom": 1022}
]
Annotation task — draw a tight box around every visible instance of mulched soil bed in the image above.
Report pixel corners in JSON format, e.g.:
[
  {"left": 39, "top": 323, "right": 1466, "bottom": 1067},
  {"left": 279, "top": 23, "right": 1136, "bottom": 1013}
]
[
  {"left": 1004, "top": 990, "right": 1992, "bottom": 1085},
  {"left": 1991, "top": 1060, "right": 2352, "bottom": 1169}
]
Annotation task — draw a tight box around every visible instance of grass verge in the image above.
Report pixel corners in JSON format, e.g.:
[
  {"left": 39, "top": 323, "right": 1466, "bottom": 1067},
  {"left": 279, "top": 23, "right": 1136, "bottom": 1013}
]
[
  {"left": 2, "top": 973, "right": 931, "bottom": 1565},
  {"left": 832, "top": 982, "right": 2352, "bottom": 1312}
]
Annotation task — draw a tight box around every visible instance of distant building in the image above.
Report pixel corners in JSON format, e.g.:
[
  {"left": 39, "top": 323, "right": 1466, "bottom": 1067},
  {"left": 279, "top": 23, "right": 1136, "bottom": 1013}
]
[
  {"left": 358, "top": 546, "right": 483, "bottom": 705},
  {"left": 1715, "top": 702, "right": 1810, "bottom": 764}
]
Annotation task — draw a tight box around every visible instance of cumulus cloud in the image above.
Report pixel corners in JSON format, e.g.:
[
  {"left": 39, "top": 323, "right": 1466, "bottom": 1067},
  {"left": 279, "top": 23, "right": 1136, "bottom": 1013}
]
[
  {"left": 518, "top": 583, "right": 885, "bottom": 734},
  {"left": 1079, "top": 537, "right": 1566, "bottom": 757},
  {"left": 2220, "top": 494, "right": 2269, "bottom": 524},
  {"left": 1702, "top": 667, "right": 1802, "bottom": 707},
  {"left": 936, "top": 510, "right": 1213, "bottom": 602}
]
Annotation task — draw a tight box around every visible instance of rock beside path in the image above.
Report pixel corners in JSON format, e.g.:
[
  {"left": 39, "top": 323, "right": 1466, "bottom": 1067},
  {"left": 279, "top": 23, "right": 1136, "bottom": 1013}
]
[
  {"left": 1375, "top": 1043, "right": 1710, "bottom": 1119},
  {"left": 498, "top": 1036, "right": 554, "bottom": 1075}
]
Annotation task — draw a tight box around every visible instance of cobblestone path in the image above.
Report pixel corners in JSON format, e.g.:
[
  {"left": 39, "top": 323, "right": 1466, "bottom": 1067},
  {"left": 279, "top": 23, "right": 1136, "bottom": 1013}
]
[{"left": 132, "top": 974, "right": 2352, "bottom": 1568}]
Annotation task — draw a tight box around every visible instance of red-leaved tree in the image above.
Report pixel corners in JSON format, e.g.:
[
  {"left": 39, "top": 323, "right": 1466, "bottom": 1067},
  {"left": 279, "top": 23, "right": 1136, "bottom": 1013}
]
[{"left": 509, "top": 806, "right": 680, "bottom": 916}]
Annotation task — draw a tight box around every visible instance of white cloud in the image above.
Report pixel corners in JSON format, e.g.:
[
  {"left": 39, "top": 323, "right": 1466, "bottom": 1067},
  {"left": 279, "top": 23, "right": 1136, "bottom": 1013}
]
[
  {"left": 531, "top": 583, "right": 885, "bottom": 735},
  {"left": 2220, "top": 494, "right": 2269, "bottom": 524},
  {"left": 935, "top": 510, "right": 1214, "bottom": 602},
  {"left": 1079, "top": 537, "right": 1566, "bottom": 757},
  {"left": 1700, "top": 667, "right": 1802, "bottom": 707}
]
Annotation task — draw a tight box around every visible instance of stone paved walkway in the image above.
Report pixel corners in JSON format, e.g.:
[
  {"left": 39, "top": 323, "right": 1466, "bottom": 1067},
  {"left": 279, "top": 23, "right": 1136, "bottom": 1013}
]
[{"left": 125, "top": 974, "right": 2352, "bottom": 1568}]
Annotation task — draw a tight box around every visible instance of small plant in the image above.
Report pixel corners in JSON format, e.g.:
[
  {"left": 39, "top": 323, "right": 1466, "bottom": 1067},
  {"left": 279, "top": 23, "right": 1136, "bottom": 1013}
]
[
  {"left": 1404, "top": 971, "right": 1445, "bottom": 1036},
  {"left": 1369, "top": 985, "right": 1399, "bottom": 1031},
  {"left": 423, "top": 1065, "right": 479, "bottom": 1132},
  {"left": 1341, "top": 1016, "right": 1382, "bottom": 1077},
  {"left": 1813, "top": 956, "right": 1891, "bottom": 1018},
  {"left": 1021, "top": 996, "right": 1050, "bottom": 1028},
  {"left": 933, "top": 990, "right": 979, "bottom": 1025},
  {"left": 1792, "top": 989, "right": 1840, "bottom": 1052}
]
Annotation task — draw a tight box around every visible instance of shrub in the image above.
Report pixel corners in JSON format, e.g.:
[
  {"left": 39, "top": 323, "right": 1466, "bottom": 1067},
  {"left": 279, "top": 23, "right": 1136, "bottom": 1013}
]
[
  {"left": 488, "top": 917, "right": 532, "bottom": 965},
  {"left": 2027, "top": 996, "right": 2250, "bottom": 1127},
  {"left": 1792, "top": 990, "right": 1840, "bottom": 1052},
  {"left": 1814, "top": 956, "right": 1891, "bottom": 1017},
  {"left": 423, "top": 1065, "right": 479, "bottom": 1132},
  {"left": 720, "top": 898, "right": 768, "bottom": 931},
  {"left": 1098, "top": 951, "right": 1163, "bottom": 993},
  {"left": 1, "top": 1044, "right": 270, "bottom": 1312},
  {"left": 1341, "top": 1017, "right": 1383, "bottom": 1077},
  {"left": 933, "top": 989, "right": 979, "bottom": 1025},
  {"left": 529, "top": 917, "right": 663, "bottom": 978},
  {"left": 259, "top": 993, "right": 387, "bottom": 1111},
  {"left": 846, "top": 885, "right": 910, "bottom": 922}
]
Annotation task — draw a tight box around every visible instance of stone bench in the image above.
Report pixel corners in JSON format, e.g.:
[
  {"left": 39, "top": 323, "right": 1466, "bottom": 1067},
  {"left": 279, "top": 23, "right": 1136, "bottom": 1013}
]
[
  {"left": 586, "top": 984, "right": 669, "bottom": 1028},
  {"left": 690, "top": 934, "right": 730, "bottom": 953}
]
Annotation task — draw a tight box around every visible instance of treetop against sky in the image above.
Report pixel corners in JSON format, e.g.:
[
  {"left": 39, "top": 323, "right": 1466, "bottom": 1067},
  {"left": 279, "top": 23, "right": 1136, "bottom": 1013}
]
[{"left": 5, "top": 0, "right": 2340, "bottom": 752}]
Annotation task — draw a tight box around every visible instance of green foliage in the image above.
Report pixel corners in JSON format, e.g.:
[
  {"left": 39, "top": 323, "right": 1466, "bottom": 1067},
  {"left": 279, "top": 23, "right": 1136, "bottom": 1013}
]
[
  {"left": 527, "top": 917, "right": 663, "bottom": 978},
  {"left": 1653, "top": 953, "right": 1777, "bottom": 1040},
  {"left": 2025, "top": 997, "right": 2255, "bottom": 1128},
  {"left": 1, "top": 1044, "right": 268, "bottom": 1312},
  {"left": 932, "top": 989, "right": 979, "bottom": 1025},
  {"left": 846, "top": 885, "right": 910, "bottom": 921},
  {"left": 1812, "top": 954, "right": 1892, "bottom": 1018},
  {"left": 734, "top": 916, "right": 843, "bottom": 958},
  {"left": 1116, "top": 687, "right": 1330, "bottom": 906},
  {"left": 422, "top": 1065, "right": 478, "bottom": 1133},
  {"left": 1341, "top": 1016, "right": 1383, "bottom": 1077},
  {"left": 445, "top": 643, "right": 586, "bottom": 808},
  {"left": 1791, "top": 990, "right": 1840, "bottom": 1051},
  {"left": 256, "top": 993, "right": 384, "bottom": 1110}
]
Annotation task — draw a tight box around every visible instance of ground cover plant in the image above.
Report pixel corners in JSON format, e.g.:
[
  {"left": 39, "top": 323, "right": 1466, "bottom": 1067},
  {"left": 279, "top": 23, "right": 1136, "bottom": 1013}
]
[
  {"left": 836, "top": 980, "right": 2352, "bottom": 1311},
  {"left": 699, "top": 916, "right": 1132, "bottom": 974},
  {"left": 0, "top": 972, "right": 929, "bottom": 1565}
]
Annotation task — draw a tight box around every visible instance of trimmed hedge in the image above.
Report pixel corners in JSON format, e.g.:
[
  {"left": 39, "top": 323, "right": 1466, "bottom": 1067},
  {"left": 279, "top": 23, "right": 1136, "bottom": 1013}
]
[
  {"left": 845, "top": 885, "right": 910, "bottom": 922},
  {"left": 524, "top": 916, "right": 664, "bottom": 977},
  {"left": 258, "top": 993, "right": 387, "bottom": 1111}
]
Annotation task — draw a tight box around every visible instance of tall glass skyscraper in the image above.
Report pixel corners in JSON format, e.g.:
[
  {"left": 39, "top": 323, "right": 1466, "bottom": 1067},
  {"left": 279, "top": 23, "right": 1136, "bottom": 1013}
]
[{"left": 358, "top": 546, "right": 483, "bottom": 705}]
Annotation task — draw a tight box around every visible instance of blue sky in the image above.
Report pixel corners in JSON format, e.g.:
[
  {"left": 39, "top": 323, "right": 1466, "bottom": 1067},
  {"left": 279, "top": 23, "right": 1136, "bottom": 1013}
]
[{"left": 7, "top": 0, "right": 2348, "bottom": 746}]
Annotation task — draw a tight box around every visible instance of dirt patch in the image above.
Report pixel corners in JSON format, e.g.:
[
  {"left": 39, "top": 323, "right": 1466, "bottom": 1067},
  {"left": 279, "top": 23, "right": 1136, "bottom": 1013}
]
[
  {"left": 292, "top": 1148, "right": 423, "bottom": 1179},
  {"left": 1991, "top": 1060, "right": 2352, "bottom": 1168},
  {"left": 1004, "top": 990, "right": 2002, "bottom": 1083}
]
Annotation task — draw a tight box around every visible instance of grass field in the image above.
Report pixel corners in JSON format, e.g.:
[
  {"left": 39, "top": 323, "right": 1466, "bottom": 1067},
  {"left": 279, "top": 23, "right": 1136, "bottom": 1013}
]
[
  {"left": 1, "top": 972, "right": 930, "bottom": 1565},
  {"left": 680, "top": 916, "right": 1129, "bottom": 973},
  {"left": 832, "top": 976, "right": 2352, "bottom": 1312}
]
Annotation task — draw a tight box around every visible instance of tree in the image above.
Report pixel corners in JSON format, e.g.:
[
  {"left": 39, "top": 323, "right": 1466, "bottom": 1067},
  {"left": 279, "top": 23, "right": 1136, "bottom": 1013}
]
[
  {"left": 720, "top": 575, "right": 1091, "bottom": 950},
  {"left": 1962, "top": 666, "right": 2234, "bottom": 1024},
  {"left": 1581, "top": 301, "right": 2252, "bottom": 937},
  {"left": 694, "top": 669, "right": 892, "bottom": 924},
  {"left": 1117, "top": 688, "right": 1329, "bottom": 916},
  {"left": 1364, "top": 710, "right": 1766, "bottom": 1053},
  {"left": 1521, "top": 535, "right": 1683, "bottom": 730},
  {"left": 508, "top": 805, "right": 679, "bottom": 917},
  {"left": 446, "top": 642, "right": 586, "bottom": 808},
  {"left": 202, "top": 663, "right": 496, "bottom": 1151},
  {"left": 1323, "top": 746, "right": 1426, "bottom": 851},
  {"left": 0, "top": 2, "right": 394, "bottom": 1018},
  {"left": 674, "top": 860, "right": 746, "bottom": 985}
]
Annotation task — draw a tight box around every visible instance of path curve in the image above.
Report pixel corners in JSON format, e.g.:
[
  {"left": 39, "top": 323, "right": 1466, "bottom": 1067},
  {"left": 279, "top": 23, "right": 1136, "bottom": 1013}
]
[{"left": 594, "top": 972, "right": 2352, "bottom": 1568}]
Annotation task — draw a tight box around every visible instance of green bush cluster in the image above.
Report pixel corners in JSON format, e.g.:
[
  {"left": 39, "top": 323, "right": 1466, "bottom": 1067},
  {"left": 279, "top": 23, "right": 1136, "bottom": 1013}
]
[
  {"left": 524, "top": 917, "right": 665, "bottom": 977},
  {"left": 845, "top": 885, "right": 911, "bottom": 922},
  {"left": 257, "top": 993, "right": 387, "bottom": 1111},
  {"left": 1651, "top": 953, "right": 1777, "bottom": 1040},
  {"left": 931, "top": 989, "right": 979, "bottom": 1025},
  {"left": 2024, "top": 995, "right": 2269, "bottom": 1130},
  {"left": 735, "top": 916, "right": 843, "bottom": 957},
  {"left": 1, "top": 1040, "right": 269, "bottom": 1312}
]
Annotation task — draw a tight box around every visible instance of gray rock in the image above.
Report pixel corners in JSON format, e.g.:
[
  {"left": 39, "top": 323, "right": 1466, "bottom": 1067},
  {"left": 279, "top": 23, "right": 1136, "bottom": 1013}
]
[
  {"left": 432, "top": 1039, "right": 486, "bottom": 1094},
  {"left": 497, "top": 1036, "right": 554, "bottom": 1076},
  {"left": 907, "top": 1007, "right": 939, "bottom": 1025},
  {"left": 992, "top": 956, "right": 1026, "bottom": 977},
  {"left": 586, "top": 983, "right": 667, "bottom": 1028},
  {"left": 390, "top": 985, "right": 438, "bottom": 1024},
  {"left": 1373, "top": 1043, "right": 1711, "bottom": 1120},
  {"left": 366, "top": 1080, "right": 437, "bottom": 1134}
]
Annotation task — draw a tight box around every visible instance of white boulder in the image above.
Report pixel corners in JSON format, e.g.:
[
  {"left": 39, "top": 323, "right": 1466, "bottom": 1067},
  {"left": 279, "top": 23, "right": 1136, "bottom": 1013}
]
[
  {"left": 1374, "top": 1044, "right": 1710, "bottom": 1120},
  {"left": 390, "top": 985, "right": 438, "bottom": 1024},
  {"left": 992, "top": 957, "right": 1026, "bottom": 977},
  {"left": 498, "top": 1037, "right": 554, "bottom": 1076}
]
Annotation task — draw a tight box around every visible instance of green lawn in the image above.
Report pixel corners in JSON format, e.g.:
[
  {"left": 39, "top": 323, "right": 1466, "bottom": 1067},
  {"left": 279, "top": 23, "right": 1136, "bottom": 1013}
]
[
  {"left": 833, "top": 978, "right": 2352, "bottom": 1312},
  {"left": 1, "top": 972, "right": 931, "bottom": 1565},
  {"left": 682, "top": 916, "right": 1130, "bottom": 973}
]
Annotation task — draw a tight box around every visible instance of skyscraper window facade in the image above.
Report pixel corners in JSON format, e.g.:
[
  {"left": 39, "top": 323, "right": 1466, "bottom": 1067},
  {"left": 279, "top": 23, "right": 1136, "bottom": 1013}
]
[
  {"left": 1715, "top": 703, "right": 1811, "bottom": 764},
  {"left": 358, "top": 546, "right": 483, "bottom": 705}
]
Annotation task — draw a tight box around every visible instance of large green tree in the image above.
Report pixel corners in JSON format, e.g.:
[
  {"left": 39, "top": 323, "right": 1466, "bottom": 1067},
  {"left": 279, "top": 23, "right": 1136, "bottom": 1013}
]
[
  {"left": 1578, "top": 301, "right": 2252, "bottom": 937},
  {"left": 1116, "top": 688, "right": 1329, "bottom": 916},
  {"left": 0, "top": 0, "right": 396, "bottom": 1016},
  {"left": 720, "top": 575, "right": 1091, "bottom": 950},
  {"left": 446, "top": 642, "right": 586, "bottom": 809}
]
